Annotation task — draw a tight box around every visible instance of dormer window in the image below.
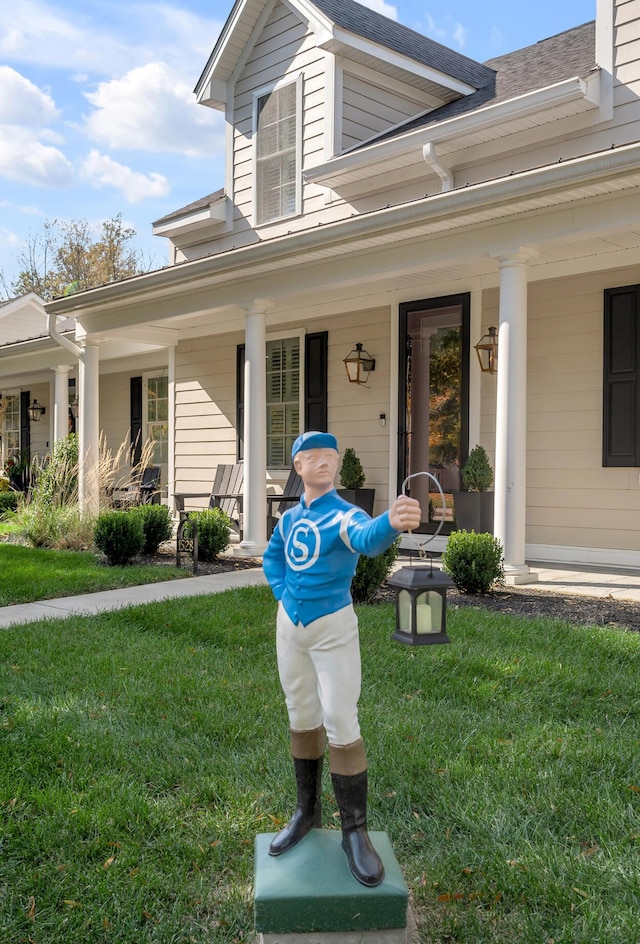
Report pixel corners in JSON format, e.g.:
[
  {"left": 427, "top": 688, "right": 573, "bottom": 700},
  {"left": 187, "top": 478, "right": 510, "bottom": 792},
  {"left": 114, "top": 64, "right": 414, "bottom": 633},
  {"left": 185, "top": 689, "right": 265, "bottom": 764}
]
[{"left": 254, "top": 76, "right": 301, "bottom": 226}]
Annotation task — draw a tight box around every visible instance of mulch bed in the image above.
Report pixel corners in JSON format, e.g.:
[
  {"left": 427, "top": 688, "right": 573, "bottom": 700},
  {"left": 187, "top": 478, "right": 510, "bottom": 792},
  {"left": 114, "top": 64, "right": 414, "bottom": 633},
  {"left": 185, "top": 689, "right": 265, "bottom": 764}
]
[
  {"left": 152, "top": 543, "right": 640, "bottom": 634},
  {"left": 373, "top": 581, "right": 640, "bottom": 633}
]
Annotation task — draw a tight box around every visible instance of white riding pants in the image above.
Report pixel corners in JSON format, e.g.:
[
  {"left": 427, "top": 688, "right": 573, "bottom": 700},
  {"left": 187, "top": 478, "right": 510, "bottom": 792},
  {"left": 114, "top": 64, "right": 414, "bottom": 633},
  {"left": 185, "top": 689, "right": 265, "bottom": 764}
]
[{"left": 276, "top": 603, "right": 362, "bottom": 746}]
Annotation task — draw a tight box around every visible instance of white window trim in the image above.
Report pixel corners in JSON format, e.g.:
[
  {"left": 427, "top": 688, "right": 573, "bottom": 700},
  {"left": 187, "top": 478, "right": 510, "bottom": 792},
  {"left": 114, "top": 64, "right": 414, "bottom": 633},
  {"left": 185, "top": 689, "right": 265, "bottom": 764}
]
[
  {"left": 142, "top": 371, "right": 169, "bottom": 472},
  {"left": 1, "top": 388, "right": 21, "bottom": 466},
  {"left": 266, "top": 327, "right": 305, "bottom": 473},
  {"left": 252, "top": 72, "right": 303, "bottom": 228}
]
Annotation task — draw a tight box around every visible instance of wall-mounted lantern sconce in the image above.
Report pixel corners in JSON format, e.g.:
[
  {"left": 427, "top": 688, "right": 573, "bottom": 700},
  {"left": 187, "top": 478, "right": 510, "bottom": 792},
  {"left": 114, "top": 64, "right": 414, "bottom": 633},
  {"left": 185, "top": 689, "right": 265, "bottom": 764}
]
[
  {"left": 27, "top": 399, "right": 46, "bottom": 422},
  {"left": 69, "top": 397, "right": 79, "bottom": 420},
  {"left": 474, "top": 326, "right": 498, "bottom": 374},
  {"left": 344, "top": 343, "right": 376, "bottom": 385}
]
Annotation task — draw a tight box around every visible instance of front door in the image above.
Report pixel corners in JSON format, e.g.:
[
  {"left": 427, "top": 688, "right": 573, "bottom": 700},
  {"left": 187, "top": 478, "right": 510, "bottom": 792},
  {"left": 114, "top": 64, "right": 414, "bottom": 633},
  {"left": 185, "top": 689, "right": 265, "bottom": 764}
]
[{"left": 398, "top": 295, "right": 470, "bottom": 532}]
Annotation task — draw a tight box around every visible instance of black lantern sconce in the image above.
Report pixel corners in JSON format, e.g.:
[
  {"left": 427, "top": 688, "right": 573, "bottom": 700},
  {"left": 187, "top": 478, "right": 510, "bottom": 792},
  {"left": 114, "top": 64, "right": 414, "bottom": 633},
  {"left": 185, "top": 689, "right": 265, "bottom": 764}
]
[
  {"left": 27, "top": 399, "right": 46, "bottom": 422},
  {"left": 344, "top": 343, "right": 376, "bottom": 385},
  {"left": 474, "top": 326, "right": 498, "bottom": 374},
  {"left": 388, "top": 471, "right": 452, "bottom": 646}
]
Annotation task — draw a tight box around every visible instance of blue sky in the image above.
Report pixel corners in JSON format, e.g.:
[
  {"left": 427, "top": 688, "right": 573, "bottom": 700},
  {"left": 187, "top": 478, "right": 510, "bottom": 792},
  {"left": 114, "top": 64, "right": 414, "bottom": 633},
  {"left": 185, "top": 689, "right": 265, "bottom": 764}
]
[{"left": 0, "top": 0, "right": 595, "bottom": 292}]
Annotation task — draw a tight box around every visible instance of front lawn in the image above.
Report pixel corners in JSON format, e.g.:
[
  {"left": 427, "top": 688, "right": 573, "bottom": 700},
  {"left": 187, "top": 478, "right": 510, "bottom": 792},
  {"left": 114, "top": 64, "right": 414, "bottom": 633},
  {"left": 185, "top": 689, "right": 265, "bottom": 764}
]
[
  {"left": 0, "top": 587, "right": 638, "bottom": 943},
  {"left": 0, "top": 544, "right": 190, "bottom": 606}
]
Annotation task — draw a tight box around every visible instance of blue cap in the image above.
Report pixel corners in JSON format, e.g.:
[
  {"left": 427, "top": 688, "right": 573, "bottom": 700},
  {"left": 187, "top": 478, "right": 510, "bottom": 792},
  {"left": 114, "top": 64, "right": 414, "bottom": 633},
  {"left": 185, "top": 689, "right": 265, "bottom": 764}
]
[{"left": 291, "top": 431, "right": 338, "bottom": 461}]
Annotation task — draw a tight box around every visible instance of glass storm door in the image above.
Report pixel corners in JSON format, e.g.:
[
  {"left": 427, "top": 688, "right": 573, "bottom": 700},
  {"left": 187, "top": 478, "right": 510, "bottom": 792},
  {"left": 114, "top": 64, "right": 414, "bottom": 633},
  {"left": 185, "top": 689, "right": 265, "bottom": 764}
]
[{"left": 398, "top": 295, "right": 470, "bottom": 533}]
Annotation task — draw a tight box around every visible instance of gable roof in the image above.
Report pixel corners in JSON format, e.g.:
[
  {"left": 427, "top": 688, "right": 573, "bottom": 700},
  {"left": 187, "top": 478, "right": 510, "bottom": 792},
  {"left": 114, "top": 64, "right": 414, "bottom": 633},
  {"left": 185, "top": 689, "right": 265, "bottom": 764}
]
[
  {"left": 307, "top": 0, "right": 494, "bottom": 90},
  {"left": 195, "top": 0, "right": 494, "bottom": 107},
  {"left": 349, "top": 21, "right": 596, "bottom": 149}
]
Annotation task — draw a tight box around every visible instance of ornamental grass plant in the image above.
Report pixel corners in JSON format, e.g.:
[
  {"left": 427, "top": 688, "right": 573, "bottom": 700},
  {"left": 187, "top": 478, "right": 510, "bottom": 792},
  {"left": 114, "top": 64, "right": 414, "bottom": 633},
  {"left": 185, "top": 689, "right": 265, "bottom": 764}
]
[{"left": 0, "top": 587, "right": 638, "bottom": 944}]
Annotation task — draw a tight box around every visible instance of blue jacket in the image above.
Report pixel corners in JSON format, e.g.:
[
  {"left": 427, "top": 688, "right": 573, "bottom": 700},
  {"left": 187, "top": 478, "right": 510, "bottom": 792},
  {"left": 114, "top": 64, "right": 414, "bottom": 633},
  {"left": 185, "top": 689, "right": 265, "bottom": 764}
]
[{"left": 262, "top": 489, "right": 399, "bottom": 626}]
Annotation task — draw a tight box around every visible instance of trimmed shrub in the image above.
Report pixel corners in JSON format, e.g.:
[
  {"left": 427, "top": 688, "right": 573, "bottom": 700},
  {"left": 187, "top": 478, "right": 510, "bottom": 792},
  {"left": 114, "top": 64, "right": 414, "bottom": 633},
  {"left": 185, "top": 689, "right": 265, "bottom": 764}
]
[
  {"left": 94, "top": 511, "right": 144, "bottom": 566},
  {"left": 461, "top": 444, "right": 493, "bottom": 492},
  {"left": 0, "top": 492, "right": 18, "bottom": 518},
  {"left": 183, "top": 508, "right": 231, "bottom": 562},
  {"left": 131, "top": 503, "right": 173, "bottom": 555},
  {"left": 441, "top": 529, "right": 504, "bottom": 594},
  {"left": 351, "top": 539, "right": 399, "bottom": 604},
  {"left": 340, "top": 447, "right": 366, "bottom": 489}
]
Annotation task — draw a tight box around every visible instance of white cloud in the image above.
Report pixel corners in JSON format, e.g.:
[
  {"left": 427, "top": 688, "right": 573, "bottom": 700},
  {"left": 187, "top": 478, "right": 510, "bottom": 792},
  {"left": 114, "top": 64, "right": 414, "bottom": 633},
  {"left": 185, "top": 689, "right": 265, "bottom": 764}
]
[
  {"left": 0, "top": 0, "right": 222, "bottom": 78},
  {"left": 0, "top": 66, "right": 58, "bottom": 126},
  {"left": 80, "top": 149, "right": 170, "bottom": 202},
  {"left": 0, "top": 126, "right": 73, "bottom": 188},
  {"left": 421, "top": 12, "right": 467, "bottom": 50},
  {"left": 83, "top": 62, "right": 224, "bottom": 158},
  {"left": 358, "top": 0, "right": 399, "bottom": 20}
]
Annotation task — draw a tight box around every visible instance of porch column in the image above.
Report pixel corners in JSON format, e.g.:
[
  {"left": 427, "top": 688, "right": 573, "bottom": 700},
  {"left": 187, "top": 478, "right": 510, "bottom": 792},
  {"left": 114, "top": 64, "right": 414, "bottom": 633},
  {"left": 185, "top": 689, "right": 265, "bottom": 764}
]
[
  {"left": 235, "top": 302, "right": 270, "bottom": 556},
  {"left": 494, "top": 250, "right": 538, "bottom": 584},
  {"left": 52, "top": 365, "right": 72, "bottom": 443},
  {"left": 78, "top": 340, "right": 100, "bottom": 516}
]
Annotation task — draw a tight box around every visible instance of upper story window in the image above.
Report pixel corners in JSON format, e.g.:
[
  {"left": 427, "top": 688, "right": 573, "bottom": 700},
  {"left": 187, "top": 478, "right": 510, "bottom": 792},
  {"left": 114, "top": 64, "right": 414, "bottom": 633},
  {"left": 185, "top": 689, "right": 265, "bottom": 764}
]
[{"left": 254, "top": 76, "right": 301, "bottom": 226}]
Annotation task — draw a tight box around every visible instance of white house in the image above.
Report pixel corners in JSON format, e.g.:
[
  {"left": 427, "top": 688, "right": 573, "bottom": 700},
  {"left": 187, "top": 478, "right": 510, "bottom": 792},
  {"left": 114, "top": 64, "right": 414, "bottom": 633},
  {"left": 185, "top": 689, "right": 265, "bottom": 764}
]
[{"left": 3, "top": 0, "right": 640, "bottom": 577}]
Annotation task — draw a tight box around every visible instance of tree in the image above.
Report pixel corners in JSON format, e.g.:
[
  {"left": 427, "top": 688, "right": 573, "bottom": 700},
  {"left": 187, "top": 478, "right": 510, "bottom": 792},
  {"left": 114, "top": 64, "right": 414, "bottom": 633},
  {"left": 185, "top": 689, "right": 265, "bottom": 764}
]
[{"left": 4, "top": 214, "right": 151, "bottom": 301}]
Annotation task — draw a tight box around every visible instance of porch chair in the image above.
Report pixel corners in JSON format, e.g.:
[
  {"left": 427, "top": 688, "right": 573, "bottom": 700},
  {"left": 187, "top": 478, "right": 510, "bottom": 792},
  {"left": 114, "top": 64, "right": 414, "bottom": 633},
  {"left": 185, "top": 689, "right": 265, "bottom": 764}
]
[
  {"left": 174, "top": 462, "right": 244, "bottom": 536},
  {"left": 267, "top": 466, "right": 304, "bottom": 536},
  {"left": 111, "top": 466, "right": 161, "bottom": 508}
]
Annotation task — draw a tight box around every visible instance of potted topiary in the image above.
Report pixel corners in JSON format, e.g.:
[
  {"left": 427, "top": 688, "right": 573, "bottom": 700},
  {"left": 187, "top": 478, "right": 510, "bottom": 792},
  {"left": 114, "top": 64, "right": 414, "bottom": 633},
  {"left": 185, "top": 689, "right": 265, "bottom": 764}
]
[
  {"left": 452, "top": 444, "right": 494, "bottom": 533},
  {"left": 337, "top": 447, "right": 375, "bottom": 515}
]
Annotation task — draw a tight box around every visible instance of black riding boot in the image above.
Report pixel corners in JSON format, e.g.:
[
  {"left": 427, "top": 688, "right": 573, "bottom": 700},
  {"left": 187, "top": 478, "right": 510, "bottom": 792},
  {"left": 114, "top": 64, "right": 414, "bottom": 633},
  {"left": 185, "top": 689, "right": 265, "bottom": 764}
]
[
  {"left": 269, "top": 756, "right": 323, "bottom": 856},
  {"left": 331, "top": 769, "right": 385, "bottom": 887}
]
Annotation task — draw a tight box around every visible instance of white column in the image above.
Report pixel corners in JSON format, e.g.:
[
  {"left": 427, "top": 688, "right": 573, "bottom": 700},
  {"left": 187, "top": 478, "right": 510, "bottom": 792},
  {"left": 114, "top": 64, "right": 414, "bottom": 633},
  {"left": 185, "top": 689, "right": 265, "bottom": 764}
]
[
  {"left": 78, "top": 340, "right": 100, "bottom": 515},
  {"left": 494, "top": 250, "right": 538, "bottom": 584},
  {"left": 235, "top": 303, "right": 269, "bottom": 556},
  {"left": 468, "top": 289, "right": 483, "bottom": 451},
  {"left": 168, "top": 345, "right": 176, "bottom": 509},
  {"left": 52, "top": 365, "right": 72, "bottom": 444}
]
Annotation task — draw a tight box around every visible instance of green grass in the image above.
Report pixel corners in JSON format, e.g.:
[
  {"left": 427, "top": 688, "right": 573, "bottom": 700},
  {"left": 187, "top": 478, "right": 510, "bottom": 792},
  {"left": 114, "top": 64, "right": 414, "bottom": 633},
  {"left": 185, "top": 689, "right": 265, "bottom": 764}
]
[
  {"left": 0, "top": 588, "right": 639, "bottom": 943},
  {"left": 0, "top": 544, "right": 190, "bottom": 606}
]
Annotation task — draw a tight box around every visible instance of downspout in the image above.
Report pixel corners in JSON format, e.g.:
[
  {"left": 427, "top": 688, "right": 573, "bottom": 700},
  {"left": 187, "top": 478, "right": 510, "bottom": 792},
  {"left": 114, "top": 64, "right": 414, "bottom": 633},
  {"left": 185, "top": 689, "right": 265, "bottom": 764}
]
[
  {"left": 48, "top": 312, "right": 82, "bottom": 359},
  {"left": 423, "top": 142, "right": 454, "bottom": 192}
]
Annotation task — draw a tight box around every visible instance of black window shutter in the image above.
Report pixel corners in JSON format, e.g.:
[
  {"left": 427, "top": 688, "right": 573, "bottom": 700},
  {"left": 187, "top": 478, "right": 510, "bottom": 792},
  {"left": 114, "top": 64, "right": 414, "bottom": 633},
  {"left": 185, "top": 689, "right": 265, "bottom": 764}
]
[
  {"left": 130, "top": 376, "right": 143, "bottom": 466},
  {"left": 305, "top": 331, "right": 328, "bottom": 432},
  {"left": 236, "top": 333, "right": 328, "bottom": 462},
  {"left": 603, "top": 286, "right": 640, "bottom": 467},
  {"left": 20, "top": 391, "right": 31, "bottom": 456},
  {"left": 236, "top": 345, "right": 245, "bottom": 461}
]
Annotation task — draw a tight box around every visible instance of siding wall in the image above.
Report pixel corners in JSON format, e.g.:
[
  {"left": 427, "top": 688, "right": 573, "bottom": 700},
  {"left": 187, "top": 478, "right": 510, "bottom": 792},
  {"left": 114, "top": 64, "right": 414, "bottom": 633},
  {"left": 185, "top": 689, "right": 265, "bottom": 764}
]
[
  {"left": 480, "top": 264, "right": 640, "bottom": 554},
  {"left": 174, "top": 332, "right": 242, "bottom": 495},
  {"left": 99, "top": 357, "right": 168, "bottom": 488},
  {"left": 173, "top": 308, "right": 393, "bottom": 511},
  {"left": 340, "top": 68, "right": 427, "bottom": 152}
]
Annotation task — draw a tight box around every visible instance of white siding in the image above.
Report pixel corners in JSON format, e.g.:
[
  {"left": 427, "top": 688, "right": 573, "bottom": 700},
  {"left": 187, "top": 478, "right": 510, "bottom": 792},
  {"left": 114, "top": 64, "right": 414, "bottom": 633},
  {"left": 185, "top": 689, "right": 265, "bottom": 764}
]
[
  {"left": 174, "top": 332, "right": 241, "bottom": 497},
  {"left": 481, "top": 266, "right": 640, "bottom": 554},
  {"left": 341, "top": 70, "right": 428, "bottom": 152}
]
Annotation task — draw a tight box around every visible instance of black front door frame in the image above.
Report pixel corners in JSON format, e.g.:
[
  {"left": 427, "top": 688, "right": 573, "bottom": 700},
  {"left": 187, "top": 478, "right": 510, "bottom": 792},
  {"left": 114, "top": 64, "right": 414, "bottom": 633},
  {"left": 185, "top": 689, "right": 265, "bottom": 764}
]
[{"left": 397, "top": 293, "right": 471, "bottom": 532}]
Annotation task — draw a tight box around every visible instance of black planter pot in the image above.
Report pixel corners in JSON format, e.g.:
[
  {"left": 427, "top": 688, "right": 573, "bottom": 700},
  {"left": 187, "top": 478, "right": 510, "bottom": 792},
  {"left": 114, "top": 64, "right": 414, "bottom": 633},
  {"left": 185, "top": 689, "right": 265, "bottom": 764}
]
[
  {"left": 337, "top": 488, "right": 375, "bottom": 516},
  {"left": 452, "top": 491, "right": 494, "bottom": 533}
]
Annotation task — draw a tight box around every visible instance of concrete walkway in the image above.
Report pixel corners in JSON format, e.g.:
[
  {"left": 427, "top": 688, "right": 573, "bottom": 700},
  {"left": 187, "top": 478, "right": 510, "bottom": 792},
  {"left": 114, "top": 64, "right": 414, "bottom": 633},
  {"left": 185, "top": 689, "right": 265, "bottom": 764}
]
[
  {"left": 0, "top": 567, "right": 267, "bottom": 628},
  {"left": 1, "top": 560, "right": 639, "bottom": 629}
]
